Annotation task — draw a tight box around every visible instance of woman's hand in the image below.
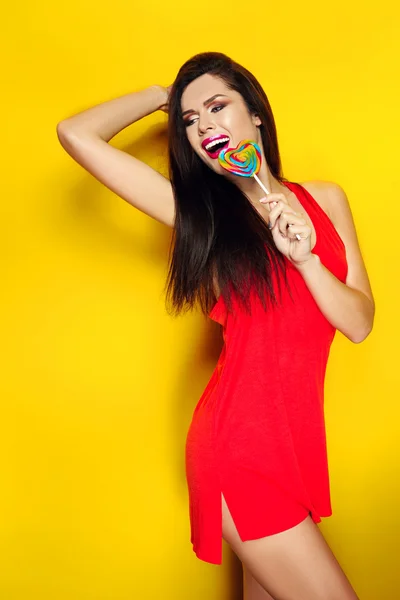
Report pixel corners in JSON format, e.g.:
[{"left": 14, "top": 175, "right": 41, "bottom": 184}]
[
  {"left": 259, "top": 194, "right": 313, "bottom": 266},
  {"left": 158, "top": 84, "right": 173, "bottom": 114}
]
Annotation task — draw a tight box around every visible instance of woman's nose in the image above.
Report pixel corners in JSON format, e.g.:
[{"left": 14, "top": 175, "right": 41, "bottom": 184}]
[{"left": 198, "top": 114, "right": 215, "bottom": 134}]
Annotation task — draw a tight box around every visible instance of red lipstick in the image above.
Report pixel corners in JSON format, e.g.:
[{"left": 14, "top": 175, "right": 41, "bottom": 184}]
[{"left": 201, "top": 134, "right": 230, "bottom": 159}]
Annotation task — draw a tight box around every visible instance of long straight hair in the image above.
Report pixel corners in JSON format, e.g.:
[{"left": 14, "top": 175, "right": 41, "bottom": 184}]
[{"left": 165, "top": 52, "right": 293, "bottom": 318}]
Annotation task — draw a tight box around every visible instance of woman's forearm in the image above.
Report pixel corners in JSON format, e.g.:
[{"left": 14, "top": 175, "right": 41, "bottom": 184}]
[
  {"left": 57, "top": 85, "right": 167, "bottom": 142},
  {"left": 295, "top": 254, "right": 375, "bottom": 343}
]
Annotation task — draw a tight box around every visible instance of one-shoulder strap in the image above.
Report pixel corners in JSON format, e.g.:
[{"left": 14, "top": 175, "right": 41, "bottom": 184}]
[{"left": 284, "top": 180, "right": 345, "bottom": 250}]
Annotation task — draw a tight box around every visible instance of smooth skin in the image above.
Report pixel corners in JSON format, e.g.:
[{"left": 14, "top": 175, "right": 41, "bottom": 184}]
[
  {"left": 57, "top": 76, "right": 370, "bottom": 599},
  {"left": 222, "top": 493, "right": 359, "bottom": 600}
]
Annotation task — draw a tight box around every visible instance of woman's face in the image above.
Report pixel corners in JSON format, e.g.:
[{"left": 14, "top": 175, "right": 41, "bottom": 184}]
[{"left": 180, "top": 73, "right": 262, "bottom": 175}]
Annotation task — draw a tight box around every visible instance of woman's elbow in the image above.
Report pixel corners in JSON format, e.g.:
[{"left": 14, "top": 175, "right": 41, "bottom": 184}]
[{"left": 351, "top": 321, "right": 374, "bottom": 344}]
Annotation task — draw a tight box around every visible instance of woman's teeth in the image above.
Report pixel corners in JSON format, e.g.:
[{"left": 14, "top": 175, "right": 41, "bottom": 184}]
[{"left": 205, "top": 137, "right": 230, "bottom": 151}]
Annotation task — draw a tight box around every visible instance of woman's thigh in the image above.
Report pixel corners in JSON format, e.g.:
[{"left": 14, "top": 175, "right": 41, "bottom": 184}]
[
  {"left": 243, "top": 563, "right": 276, "bottom": 600},
  {"left": 221, "top": 493, "right": 359, "bottom": 600}
]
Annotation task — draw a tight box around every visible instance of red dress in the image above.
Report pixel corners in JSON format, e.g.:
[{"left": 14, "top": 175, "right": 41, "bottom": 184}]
[{"left": 185, "top": 180, "right": 348, "bottom": 565}]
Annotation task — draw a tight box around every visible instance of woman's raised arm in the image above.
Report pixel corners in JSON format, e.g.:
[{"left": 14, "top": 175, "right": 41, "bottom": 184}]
[{"left": 56, "top": 85, "right": 175, "bottom": 228}]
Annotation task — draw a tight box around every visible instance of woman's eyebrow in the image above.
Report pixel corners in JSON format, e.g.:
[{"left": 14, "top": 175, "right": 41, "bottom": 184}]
[{"left": 181, "top": 94, "right": 229, "bottom": 117}]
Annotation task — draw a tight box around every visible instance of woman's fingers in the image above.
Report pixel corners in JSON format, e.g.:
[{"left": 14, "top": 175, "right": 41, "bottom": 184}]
[
  {"left": 286, "top": 224, "right": 312, "bottom": 240},
  {"left": 266, "top": 201, "right": 286, "bottom": 226},
  {"left": 269, "top": 204, "right": 303, "bottom": 230},
  {"left": 277, "top": 211, "right": 305, "bottom": 237},
  {"left": 260, "top": 193, "right": 288, "bottom": 213},
  {"left": 259, "top": 195, "right": 307, "bottom": 240},
  {"left": 259, "top": 198, "right": 277, "bottom": 212},
  {"left": 259, "top": 193, "right": 313, "bottom": 259}
]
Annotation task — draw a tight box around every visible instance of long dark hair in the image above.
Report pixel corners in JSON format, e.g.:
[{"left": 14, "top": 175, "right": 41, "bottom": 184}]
[{"left": 165, "top": 52, "right": 292, "bottom": 318}]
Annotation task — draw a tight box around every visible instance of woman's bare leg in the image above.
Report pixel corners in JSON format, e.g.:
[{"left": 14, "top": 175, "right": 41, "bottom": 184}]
[
  {"left": 243, "top": 563, "right": 276, "bottom": 600},
  {"left": 222, "top": 493, "right": 359, "bottom": 600}
]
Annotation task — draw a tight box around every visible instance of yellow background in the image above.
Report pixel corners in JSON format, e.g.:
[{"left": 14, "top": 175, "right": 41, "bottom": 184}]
[{"left": 2, "top": 0, "right": 399, "bottom": 598}]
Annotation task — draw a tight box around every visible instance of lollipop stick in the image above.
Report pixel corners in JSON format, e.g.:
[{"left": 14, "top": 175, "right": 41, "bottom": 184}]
[
  {"left": 253, "top": 173, "right": 301, "bottom": 240},
  {"left": 253, "top": 173, "right": 270, "bottom": 196}
]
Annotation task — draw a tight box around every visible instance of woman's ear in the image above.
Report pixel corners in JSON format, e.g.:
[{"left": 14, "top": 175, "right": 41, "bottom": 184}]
[{"left": 252, "top": 114, "right": 262, "bottom": 127}]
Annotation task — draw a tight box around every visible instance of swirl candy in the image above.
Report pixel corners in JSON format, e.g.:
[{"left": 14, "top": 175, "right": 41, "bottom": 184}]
[
  {"left": 218, "top": 139, "right": 262, "bottom": 177},
  {"left": 218, "top": 138, "right": 302, "bottom": 241}
]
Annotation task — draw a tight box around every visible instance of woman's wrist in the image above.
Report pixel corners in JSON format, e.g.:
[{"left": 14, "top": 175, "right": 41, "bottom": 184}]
[
  {"left": 148, "top": 85, "right": 169, "bottom": 111},
  {"left": 293, "top": 253, "right": 321, "bottom": 272}
]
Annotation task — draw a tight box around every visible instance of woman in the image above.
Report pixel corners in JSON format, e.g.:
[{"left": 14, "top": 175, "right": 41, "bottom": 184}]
[{"left": 57, "top": 52, "right": 374, "bottom": 600}]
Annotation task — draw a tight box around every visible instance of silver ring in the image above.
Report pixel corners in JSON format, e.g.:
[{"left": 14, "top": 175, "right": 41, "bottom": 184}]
[{"left": 295, "top": 234, "right": 302, "bottom": 241}]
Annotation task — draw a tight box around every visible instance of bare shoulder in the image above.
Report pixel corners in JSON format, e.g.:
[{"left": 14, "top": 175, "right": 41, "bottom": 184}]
[
  {"left": 300, "top": 179, "right": 354, "bottom": 232},
  {"left": 299, "top": 179, "right": 339, "bottom": 218},
  {"left": 300, "top": 179, "right": 375, "bottom": 309}
]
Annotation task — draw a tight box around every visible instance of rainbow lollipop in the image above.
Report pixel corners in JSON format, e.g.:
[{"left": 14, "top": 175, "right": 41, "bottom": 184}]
[
  {"left": 218, "top": 139, "right": 269, "bottom": 195},
  {"left": 218, "top": 139, "right": 301, "bottom": 240}
]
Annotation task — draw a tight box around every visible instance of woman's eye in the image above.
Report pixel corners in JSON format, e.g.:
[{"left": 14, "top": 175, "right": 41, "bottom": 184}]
[
  {"left": 184, "top": 104, "right": 225, "bottom": 127},
  {"left": 211, "top": 104, "right": 224, "bottom": 113}
]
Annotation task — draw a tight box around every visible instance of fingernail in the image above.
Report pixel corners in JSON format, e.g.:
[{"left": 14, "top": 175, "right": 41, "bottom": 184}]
[{"left": 259, "top": 197, "right": 268, "bottom": 203}]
